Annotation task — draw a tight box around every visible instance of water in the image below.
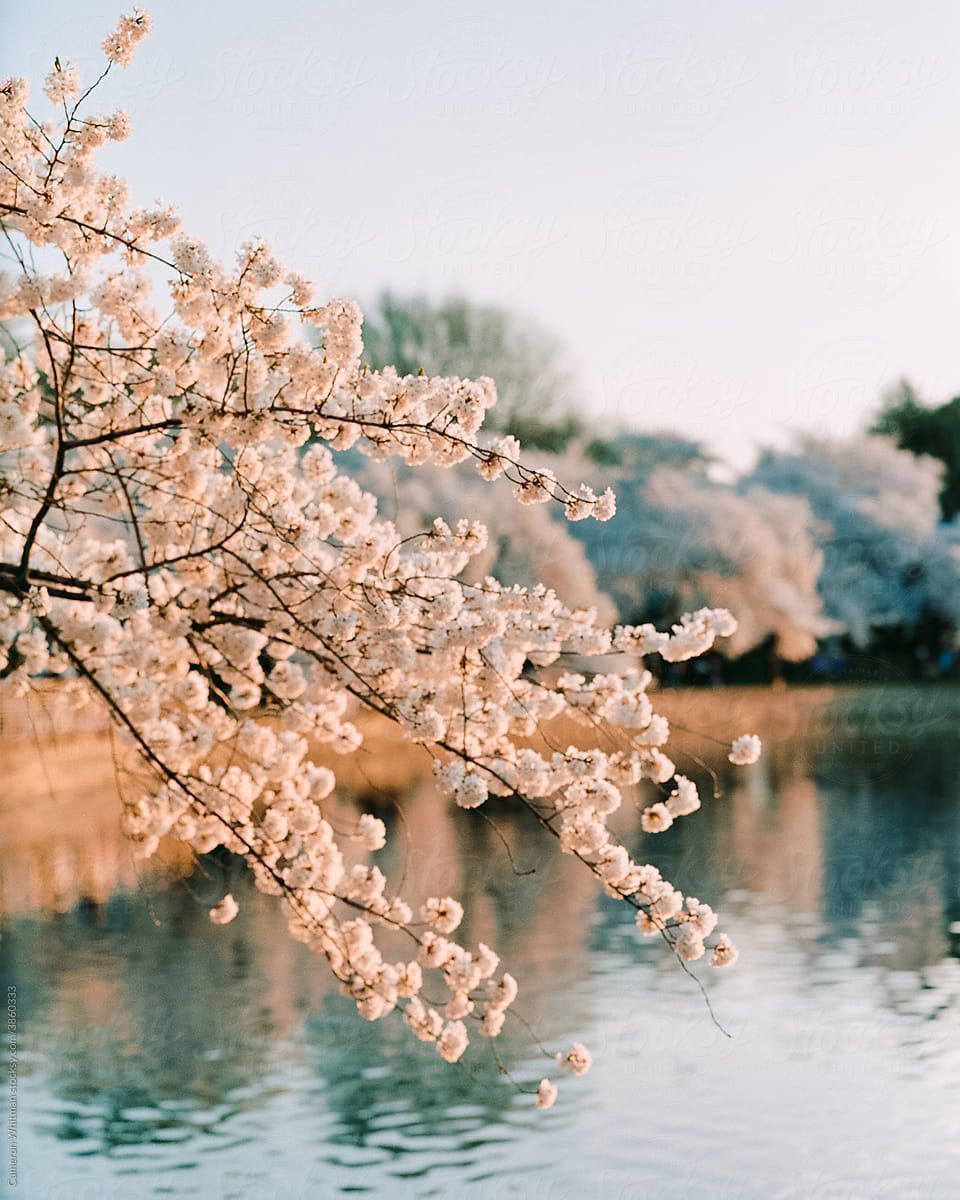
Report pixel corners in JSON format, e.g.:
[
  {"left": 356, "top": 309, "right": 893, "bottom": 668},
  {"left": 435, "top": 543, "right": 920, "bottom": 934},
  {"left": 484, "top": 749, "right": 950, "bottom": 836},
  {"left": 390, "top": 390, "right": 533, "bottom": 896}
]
[{"left": 4, "top": 687, "right": 960, "bottom": 1198}]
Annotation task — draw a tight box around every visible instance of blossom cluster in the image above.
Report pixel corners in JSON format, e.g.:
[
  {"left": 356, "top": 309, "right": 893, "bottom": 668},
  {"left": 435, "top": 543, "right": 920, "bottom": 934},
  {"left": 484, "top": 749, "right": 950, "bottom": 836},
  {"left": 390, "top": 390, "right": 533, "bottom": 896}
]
[{"left": 0, "top": 14, "right": 761, "bottom": 1109}]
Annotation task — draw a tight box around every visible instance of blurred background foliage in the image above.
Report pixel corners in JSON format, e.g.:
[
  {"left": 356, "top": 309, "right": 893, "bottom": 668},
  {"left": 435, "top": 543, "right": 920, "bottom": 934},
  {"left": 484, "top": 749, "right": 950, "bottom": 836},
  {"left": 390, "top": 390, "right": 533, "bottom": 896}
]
[{"left": 357, "top": 293, "right": 960, "bottom": 685}]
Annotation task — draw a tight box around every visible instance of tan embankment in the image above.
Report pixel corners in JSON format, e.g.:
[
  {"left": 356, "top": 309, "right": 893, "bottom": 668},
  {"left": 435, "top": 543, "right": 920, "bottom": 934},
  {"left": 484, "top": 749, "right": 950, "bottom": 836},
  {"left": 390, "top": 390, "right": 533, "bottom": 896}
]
[
  {"left": 3, "top": 681, "right": 954, "bottom": 916},
  {"left": 0, "top": 679, "right": 842, "bottom": 794}
]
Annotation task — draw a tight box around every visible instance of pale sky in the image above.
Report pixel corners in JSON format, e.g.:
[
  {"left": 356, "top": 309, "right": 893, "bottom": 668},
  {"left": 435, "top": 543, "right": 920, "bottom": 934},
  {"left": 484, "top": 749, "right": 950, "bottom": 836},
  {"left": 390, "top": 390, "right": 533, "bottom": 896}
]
[{"left": 4, "top": 1, "right": 960, "bottom": 466}]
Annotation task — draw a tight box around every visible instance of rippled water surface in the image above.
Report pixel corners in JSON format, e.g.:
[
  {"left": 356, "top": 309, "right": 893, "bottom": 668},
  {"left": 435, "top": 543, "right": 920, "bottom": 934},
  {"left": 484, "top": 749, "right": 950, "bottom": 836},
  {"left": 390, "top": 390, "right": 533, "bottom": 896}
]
[{"left": 4, "top": 687, "right": 960, "bottom": 1198}]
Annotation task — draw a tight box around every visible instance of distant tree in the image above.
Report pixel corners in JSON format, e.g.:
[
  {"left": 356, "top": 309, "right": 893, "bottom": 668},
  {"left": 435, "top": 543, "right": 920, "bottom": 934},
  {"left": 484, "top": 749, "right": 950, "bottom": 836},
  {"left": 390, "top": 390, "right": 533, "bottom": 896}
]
[
  {"left": 873, "top": 379, "right": 960, "bottom": 520},
  {"left": 569, "top": 436, "right": 834, "bottom": 661},
  {"left": 362, "top": 293, "right": 582, "bottom": 451},
  {"left": 744, "top": 436, "right": 960, "bottom": 646},
  {"left": 647, "top": 471, "right": 837, "bottom": 662}
]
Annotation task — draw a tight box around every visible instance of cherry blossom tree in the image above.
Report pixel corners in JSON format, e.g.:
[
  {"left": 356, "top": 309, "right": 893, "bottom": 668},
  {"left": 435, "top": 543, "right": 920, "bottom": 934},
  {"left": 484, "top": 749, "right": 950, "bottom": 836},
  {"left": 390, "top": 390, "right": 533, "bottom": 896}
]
[
  {"left": 569, "top": 436, "right": 835, "bottom": 661},
  {"left": 0, "top": 13, "right": 759, "bottom": 1108},
  {"left": 745, "top": 435, "right": 960, "bottom": 647},
  {"left": 642, "top": 468, "right": 838, "bottom": 661}
]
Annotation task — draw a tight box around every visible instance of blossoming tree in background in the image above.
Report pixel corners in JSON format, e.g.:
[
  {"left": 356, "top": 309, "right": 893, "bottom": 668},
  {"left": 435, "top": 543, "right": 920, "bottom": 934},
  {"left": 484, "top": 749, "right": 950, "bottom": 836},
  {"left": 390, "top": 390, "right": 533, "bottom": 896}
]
[
  {"left": 0, "top": 13, "right": 760, "bottom": 1108},
  {"left": 745, "top": 436, "right": 960, "bottom": 647}
]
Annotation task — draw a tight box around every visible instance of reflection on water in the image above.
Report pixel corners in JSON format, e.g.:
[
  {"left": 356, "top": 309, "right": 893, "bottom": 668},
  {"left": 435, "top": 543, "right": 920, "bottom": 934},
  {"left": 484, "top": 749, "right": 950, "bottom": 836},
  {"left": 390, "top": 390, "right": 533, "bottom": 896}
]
[{"left": 4, "top": 687, "right": 960, "bottom": 1198}]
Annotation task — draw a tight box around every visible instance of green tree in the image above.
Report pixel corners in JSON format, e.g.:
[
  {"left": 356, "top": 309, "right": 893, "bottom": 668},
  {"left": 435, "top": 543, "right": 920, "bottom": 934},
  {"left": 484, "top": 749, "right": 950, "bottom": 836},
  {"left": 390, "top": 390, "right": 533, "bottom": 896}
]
[{"left": 873, "top": 379, "right": 960, "bottom": 519}]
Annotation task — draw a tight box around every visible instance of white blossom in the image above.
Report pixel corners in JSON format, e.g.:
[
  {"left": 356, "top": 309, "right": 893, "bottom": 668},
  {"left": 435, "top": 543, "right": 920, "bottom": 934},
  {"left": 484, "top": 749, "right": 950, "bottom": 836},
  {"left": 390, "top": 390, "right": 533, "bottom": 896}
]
[
  {"left": 209, "top": 894, "right": 239, "bottom": 925},
  {"left": 43, "top": 61, "right": 80, "bottom": 104},
  {"left": 556, "top": 1043, "right": 592, "bottom": 1076},
  {"left": 675, "top": 925, "right": 705, "bottom": 961},
  {"left": 437, "top": 1019, "right": 469, "bottom": 1063},
  {"left": 101, "top": 9, "right": 153, "bottom": 66},
  {"left": 536, "top": 1078, "right": 558, "bottom": 1110},
  {"left": 711, "top": 934, "right": 739, "bottom": 967},
  {"left": 421, "top": 896, "right": 464, "bottom": 935},
  {"left": 357, "top": 813, "right": 387, "bottom": 852},
  {"left": 641, "top": 803, "right": 674, "bottom": 834},
  {"left": 729, "top": 735, "right": 762, "bottom": 766},
  {"left": 666, "top": 775, "right": 700, "bottom": 817}
]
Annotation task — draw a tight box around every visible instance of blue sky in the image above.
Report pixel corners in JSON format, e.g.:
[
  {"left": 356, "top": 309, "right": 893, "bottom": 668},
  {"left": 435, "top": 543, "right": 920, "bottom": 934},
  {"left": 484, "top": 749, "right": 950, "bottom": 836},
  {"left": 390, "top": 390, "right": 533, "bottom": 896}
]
[{"left": 4, "top": 1, "right": 960, "bottom": 465}]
